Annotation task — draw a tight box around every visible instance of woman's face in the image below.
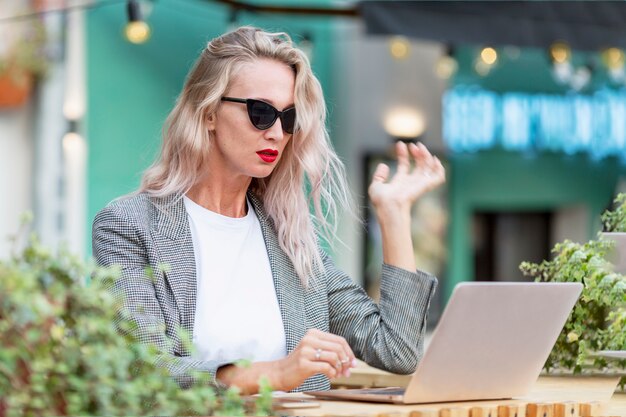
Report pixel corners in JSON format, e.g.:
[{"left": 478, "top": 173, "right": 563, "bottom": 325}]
[{"left": 207, "top": 58, "right": 296, "bottom": 181}]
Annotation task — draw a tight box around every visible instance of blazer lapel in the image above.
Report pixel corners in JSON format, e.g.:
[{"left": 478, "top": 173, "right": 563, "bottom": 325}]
[
  {"left": 248, "top": 192, "right": 307, "bottom": 355},
  {"left": 150, "top": 194, "right": 197, "bottom": 334}
]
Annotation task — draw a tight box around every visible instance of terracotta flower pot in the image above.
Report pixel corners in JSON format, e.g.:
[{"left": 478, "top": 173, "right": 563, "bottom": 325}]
[{"left": 0, "top": 69, "right": 33, "bottom": 108}]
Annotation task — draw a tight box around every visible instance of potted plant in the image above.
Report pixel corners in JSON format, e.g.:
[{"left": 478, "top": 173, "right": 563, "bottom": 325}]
[
  {"left": 0, "top": 18, "right": 48, "bottom": 108},
  {"left": 601, "top": 193, "right": 626, "bottom": 274},
  {"left": 520, "top": 239, "right": 626, "bottom": 375},
  {"left": 602, "top": 193, "right": 626, "bottom": 233},
  {"left": 519, "top": 195, "right": 626, "bottom": 379},
  {"left": 0, "top": 217, "right": 273, "bottom": 416}
]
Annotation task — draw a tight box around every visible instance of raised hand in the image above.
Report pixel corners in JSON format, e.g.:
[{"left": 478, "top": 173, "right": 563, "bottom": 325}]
[
  {"left": 367, "top": 141, "right": 446, "bottom": 272},
  {"left": 368, "top": 141, "right": 445, "bottom": 214}
]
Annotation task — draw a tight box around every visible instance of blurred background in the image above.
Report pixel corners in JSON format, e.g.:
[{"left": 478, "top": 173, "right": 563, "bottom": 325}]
[{"left": 2, "top": 0, "right": 625, "bottom": 325}]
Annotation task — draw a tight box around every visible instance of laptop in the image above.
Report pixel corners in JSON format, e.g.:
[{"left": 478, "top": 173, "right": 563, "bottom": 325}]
[{"left": 306, "top": 282, "right": 582, "bottom": 404}]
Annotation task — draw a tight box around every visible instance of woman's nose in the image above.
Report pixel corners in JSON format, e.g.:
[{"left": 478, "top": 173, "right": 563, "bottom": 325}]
[{"left": 264, "top": 118, "right": 285, "bottom": 141}]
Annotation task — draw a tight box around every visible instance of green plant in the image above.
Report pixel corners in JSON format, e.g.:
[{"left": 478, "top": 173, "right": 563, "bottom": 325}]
[
  {"left": 519, "top": 194, "right": 626, "bottom": 375},
  {"left": 0, "top": 219, "right": 273, "bottom": 416},
  {"left": 602, "top": 193, "right": 626, "bottom": 232},
  {"left": 520, "top": 239, "right": 626, "bottom": 373}
]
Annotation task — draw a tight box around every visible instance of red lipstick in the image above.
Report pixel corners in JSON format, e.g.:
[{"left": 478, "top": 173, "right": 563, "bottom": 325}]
[{"left": 257, "top": 149, "right": 278, "bottom": 163}]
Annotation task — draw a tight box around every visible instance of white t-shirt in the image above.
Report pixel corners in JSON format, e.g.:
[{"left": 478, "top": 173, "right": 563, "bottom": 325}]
[{"left": 183, "top": 196, "right": 287, "bottom": 365}]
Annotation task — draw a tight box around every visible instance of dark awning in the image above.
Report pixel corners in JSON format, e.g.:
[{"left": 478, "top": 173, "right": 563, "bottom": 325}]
[{"left": 359, "top": 1, "right": 626, "bottom": 51}]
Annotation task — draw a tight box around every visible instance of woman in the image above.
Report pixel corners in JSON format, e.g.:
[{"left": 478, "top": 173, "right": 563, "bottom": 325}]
[{"left": 93, "top": 26, "right": 444, "bottom": 394}]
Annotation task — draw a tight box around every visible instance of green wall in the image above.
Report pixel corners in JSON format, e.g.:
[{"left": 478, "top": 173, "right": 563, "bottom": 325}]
[
  {"left": 445, "top": 149, "right": 621, "bottom": 300},
  {"left": 86, "top": 1, "right": 339, "bottom": 255}
]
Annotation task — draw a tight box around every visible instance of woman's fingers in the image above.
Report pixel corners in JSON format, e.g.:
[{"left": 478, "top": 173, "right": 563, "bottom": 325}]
[
  {"left": 411, "top": 142, "right": 435, "bottom": 171},
  {"left": 311, "top": 340, "right": 352, "bottom": 376},
  {"left": 309, "top": 328, "right": 354, "bottom": 354},
  {"left": 396, "top": 141, "right": 410, "bottom": 175},
  {"left": 310, "top": 359, "right": 339, "bottom": 379},
  {"left": 312, "top": 346, "right": 342, "bottom": 374},
  {"left": 408, "top": 143, "right": 445, "bottom": 185},
  {"left": 303, "top": 329, "right": 355, "bottom": 377},
  {"left": 312, "top": 329, "right": 356, "bottom": 364},
  {"left": 383, "top": 142, "right": 442, "bottom": 184},
  {"left": 435, "top": 157, "right": 445, "bottom": 176},
  {"left": 277, "top": 327, "right": 357, "bottom": 391},
  {"left": 371, "top": 163, "right": 390, "bottom": 185}
]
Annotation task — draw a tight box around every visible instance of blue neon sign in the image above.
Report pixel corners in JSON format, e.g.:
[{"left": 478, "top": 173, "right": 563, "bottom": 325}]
[{"left": 443, "top": 87, "right": 626, "bottom": 160}]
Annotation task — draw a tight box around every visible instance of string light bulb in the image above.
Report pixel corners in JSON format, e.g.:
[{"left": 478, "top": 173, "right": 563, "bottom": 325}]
[
  {"left": 125, "top": 0, "right": 150, "bottom": 44},
  {"left": 602, "top": 47, "right": 625, "bottom": 70},
  {"left": 549, "top": 42, "right": 573, "bottom": 85},
  {"left": 480, "top": 47, "right": 498, "bottom": 65},
  {"left": 549, "top": 42, "right": 571, "bottom": 64},
  {"left": 389, "top": 36, "right": 410, "bottom": 60}
]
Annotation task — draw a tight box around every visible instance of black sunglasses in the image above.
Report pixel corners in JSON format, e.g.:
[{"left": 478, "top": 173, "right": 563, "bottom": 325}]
[{"left": 221, "top": 97, "right": 296, "bottom": 134}]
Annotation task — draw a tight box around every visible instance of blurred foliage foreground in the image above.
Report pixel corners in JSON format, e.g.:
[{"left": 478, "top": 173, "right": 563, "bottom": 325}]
[{"left": 0, "top": 220, "right": 273, "bottom": 416}]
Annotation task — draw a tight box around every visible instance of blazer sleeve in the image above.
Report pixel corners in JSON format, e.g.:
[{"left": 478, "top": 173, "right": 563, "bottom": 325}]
[
  {"left": 92, "top": 204, "right": 225, "bottom": 390},
  {"left": 324, "top": 253, "right": 437, "bottom": 374}
]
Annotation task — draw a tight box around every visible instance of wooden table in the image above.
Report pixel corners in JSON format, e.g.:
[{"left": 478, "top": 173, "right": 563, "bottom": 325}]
[{"left": 273, "top": 363, "right": 625, "bottom": 416}]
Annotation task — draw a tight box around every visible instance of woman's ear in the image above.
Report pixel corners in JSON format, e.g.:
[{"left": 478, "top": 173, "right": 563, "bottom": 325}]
[{"left": 206, "top": 112, "right": 216, "bottom": 130}]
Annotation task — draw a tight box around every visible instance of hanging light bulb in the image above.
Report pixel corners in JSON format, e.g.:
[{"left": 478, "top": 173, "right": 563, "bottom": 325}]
[
  {"left": 475, "top": 46, "right": 497, "bottom": 76},
  {"left": 480, "top": 47, "right": 498, "bottom": 65},
  {"left": 435, "top": 45, "right": 457, "bottom": 79},
  {"left": 389, "top": 36, "right": 410, "bottom": 60},
  {"left": 602, "top": 48, "right": 626, "bottom": 83},
  {"left": 549, "top": 42, "right": 573, "bottom": 85},
  {"left": 549, "top": 42, "right": 571, "bottom": 64},
  {"left": 125, "top": 0, "right": 150, "bottom": 44},
  {"left": 602, "top": 48, "right": 625, "bottom": 70}
]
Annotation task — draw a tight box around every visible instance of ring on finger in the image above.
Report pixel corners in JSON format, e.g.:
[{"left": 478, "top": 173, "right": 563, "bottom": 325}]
[
  {"left": 315, "top": 348, "right": 322, "bottom": 361},
  {"left": 335, "top": 360, "right": 342, "bottom": 369},
  {"left": 340, "top": 358, "right": 350, "bottom": 364}
]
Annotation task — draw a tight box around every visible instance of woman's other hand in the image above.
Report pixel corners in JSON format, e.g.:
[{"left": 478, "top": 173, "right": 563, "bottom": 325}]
[
  {"left": 216, "top": 328, "right": 356, "bottom": 393},
  {"left": 274, "top": 328, "right": 356, "bottom": 391},
  {"left": 368, "top": 141, "right": 445, "bottom": 215}
]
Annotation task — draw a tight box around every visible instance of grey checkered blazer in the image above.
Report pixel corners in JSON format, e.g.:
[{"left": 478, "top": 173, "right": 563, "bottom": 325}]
[{"left": 92, "top": 191, "right": 437, "bottom": 392}]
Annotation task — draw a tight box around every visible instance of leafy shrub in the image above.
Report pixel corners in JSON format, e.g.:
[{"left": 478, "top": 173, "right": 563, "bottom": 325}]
[
  {"left": 520, "top": 193, "right": 626, "bottom": 375},
  {"left": 520, "top": 239, "right": 626, "bottom": 373},
  {"left": 602, "top": 193, "right": 626, "bottom": 233},
  {"left": 0, "top": 222, "right": 273, "bottom": 416}
]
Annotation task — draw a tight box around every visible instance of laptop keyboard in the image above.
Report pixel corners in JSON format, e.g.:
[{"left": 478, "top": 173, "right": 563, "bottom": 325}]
[{"left": 348, "top": 387, "right": 406, "bottom": 396}]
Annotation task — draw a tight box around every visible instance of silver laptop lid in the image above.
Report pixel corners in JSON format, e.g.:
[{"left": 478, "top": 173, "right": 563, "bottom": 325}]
[{"left": 403, "top": 282, "right": 582, "bottom": 404}]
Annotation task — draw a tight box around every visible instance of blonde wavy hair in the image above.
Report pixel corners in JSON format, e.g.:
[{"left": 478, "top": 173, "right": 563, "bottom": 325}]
[{"left": 139, "top": 26, "right": 352, "bottom": 286}]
